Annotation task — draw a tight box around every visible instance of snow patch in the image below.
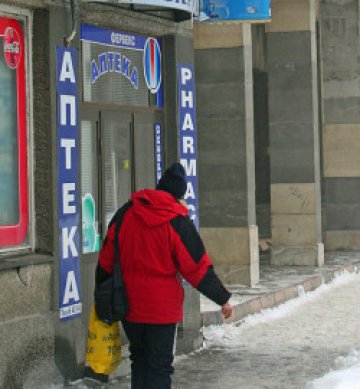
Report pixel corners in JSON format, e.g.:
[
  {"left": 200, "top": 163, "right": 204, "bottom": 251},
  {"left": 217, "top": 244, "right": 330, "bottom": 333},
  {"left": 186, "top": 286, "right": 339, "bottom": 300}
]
[
  {"left": 306, "top": 349, "right": 360, "bottom": 388},
  {"left": 203, "top": 271, "right": 360, "bottom": 349}
]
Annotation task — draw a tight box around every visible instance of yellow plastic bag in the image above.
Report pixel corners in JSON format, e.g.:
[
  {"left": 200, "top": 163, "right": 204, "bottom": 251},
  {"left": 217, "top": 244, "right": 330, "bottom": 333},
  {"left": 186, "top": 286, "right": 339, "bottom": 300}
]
[{"left": 86, "top": 304, "right": 122, "bottom": 375}]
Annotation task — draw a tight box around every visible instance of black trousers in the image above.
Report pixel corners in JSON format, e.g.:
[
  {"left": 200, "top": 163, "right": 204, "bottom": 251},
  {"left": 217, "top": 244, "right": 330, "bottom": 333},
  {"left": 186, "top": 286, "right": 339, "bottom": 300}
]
[{"left": 121, "top": 320, "right": 177, "bottom": 389}]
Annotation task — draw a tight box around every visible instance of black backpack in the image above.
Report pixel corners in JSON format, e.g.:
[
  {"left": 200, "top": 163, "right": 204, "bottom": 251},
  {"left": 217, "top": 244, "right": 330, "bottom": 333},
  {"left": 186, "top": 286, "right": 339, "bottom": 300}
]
[{"left": 94, "top": 201, "right": 132, "bottom": 324}]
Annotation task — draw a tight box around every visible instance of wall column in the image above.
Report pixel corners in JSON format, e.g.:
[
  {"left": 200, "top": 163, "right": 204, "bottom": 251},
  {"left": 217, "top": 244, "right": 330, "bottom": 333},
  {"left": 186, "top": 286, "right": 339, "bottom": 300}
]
[
  {"left": 194, "top": 23, "right": 259, "bottom": 286},
  {"left": 320, "top": 0, "right": 360, "bottom": 250},
  {"left": 267, "top": 0, "right": 324, "bottom": 266}
]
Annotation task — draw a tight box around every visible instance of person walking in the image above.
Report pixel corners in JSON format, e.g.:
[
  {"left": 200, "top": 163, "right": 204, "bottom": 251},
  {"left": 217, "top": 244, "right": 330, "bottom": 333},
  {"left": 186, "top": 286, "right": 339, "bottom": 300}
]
[{"left": 96, "top": 162, "right": 233, "bottom": 389}]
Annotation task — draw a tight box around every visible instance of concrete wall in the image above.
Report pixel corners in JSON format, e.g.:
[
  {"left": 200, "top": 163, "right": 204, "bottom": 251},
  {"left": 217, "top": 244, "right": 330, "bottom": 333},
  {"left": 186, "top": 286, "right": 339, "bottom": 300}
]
[
  {"left": 201, "top": 227, "right": 250, "bottom": 284},
  {"left": 267, "top": 0, "right": 323, "bottom": 266},
  {"left": 0, "top": 264, "right": 55, "bottom": 389},
  {"left": 0, "top": 1, "right": 196, "bottom": 385},
  {"left": 194, "top": 23, "right": 259, "bottom": 285},
  {"left": 320, "top": 0, "right": 360, "bottom": 250},
  {"left": 0, "top": 5, "right": 58, "bottom": 388},
  {"left": 196, "top": 45, "right": 247, "bottom": 227},
  {"left": 194, "top": 23, "right": 246, "bottom": 228}
]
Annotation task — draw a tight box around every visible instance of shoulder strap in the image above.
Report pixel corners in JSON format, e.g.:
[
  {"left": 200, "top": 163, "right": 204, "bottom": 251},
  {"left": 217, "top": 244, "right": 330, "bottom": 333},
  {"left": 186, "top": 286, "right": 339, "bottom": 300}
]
[{"left": 112, "top": 201, "right": 133, "bottom": 287}]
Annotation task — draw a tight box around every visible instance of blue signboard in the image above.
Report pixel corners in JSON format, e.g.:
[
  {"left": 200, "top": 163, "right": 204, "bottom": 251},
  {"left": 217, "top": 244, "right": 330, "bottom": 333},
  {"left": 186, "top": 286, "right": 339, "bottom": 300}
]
[
  {"left": 178, "top": 64, "right": 199, "bottom": 230},
  {"left": 56, "top": 46, "right": 82, "bottom": 320},
  {"left": 81, "top": 24, "right": 163, "bottom": 107},
  {"left": 81, "top": 24, "right": 146, "bottom": 49},
  {"left": 155, "top": 123, "right": 163, "bottom": 184},
  {"left": 199, "top": 0, "right": 271, "bottom": 21}
]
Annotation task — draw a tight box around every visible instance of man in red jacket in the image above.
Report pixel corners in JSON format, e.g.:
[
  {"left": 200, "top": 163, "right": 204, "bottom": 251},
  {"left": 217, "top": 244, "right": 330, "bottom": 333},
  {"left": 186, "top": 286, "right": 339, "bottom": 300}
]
[{"left": 97, "top": 162, "right": 233, "bottom": 389}]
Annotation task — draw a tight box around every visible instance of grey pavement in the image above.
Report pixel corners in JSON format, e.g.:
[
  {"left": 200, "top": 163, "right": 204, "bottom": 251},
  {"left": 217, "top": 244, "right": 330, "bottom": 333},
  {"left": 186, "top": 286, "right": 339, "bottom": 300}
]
[
  {"left": 66, "top": 252, "right": 360, "bottom": 389},
  {"left": 171, "top": 270, "right": 360, "bottom": 388}
]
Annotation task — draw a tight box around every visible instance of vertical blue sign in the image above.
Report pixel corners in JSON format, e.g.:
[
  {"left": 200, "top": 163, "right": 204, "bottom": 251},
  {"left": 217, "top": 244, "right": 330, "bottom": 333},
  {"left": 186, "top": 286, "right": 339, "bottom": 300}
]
[
  {"left": 57, "top": 46, "right": 82, "bottom": 320},
  {"left": 155, "top": 123, "right": 162, "bottom": 184},
  {"left": 178, "top": 64, "right": 199, "bottom": 230}
]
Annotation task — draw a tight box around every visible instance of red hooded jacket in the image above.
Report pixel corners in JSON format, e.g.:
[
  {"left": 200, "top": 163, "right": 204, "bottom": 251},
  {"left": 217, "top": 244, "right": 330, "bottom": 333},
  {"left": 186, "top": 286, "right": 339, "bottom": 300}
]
[{"left": 98, "top": 189, "right": 230, "bottom": 324}]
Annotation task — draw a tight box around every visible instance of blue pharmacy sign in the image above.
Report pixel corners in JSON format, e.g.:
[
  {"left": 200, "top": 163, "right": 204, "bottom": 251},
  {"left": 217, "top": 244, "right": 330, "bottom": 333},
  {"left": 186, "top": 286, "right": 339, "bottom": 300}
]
[
  {"left": 80, "top": 24, "right": 163, "bottom": 107},
  {"left": 178, "top": 64, "right": 199, "bottom": 230},
  {"left": 56, "top": 46, "right": 82, "bottom": 320},
  {"left": 199, "top": 0, "right": 271, "bottom": 21}
]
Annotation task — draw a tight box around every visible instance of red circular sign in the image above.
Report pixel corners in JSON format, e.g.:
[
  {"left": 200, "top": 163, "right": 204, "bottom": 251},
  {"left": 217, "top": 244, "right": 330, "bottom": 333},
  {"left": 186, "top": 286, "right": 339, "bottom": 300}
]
[{"left": 3, "top": 26, "right": 21, "bottom": 69}]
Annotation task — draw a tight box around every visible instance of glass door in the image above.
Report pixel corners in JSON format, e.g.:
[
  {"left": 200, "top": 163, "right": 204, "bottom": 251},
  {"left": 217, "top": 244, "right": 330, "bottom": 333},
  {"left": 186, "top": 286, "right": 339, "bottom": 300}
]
[
  {"left": 79, "top": 108, "right": 101, "bottom": 334},
  {"left": 101, "top": 111, "right": 132, "bottom": 228},
  {"left": 80, "top": 109, "right": 161, "bottom": 246},
  {"left": 133, "top": 111, "right": 157, "bottom": 191},
  {"left": 80, "top": 110, "right": 101, "bottom": 254},
  {"left": 80, "top": 107, "right": 162, "bottom": 331},
  {"left": 80, "top": 109, "right": 163, "bottom": 244}
]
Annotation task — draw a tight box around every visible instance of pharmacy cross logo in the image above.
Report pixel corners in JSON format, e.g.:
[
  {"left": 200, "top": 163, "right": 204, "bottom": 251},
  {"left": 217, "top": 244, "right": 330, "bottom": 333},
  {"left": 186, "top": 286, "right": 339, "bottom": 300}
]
[
  {"left": 3, "top": 27, "right": 21, "bottom": 69},
  {"left": 143, "top": 37, "right": 161, "bottom": 94}
]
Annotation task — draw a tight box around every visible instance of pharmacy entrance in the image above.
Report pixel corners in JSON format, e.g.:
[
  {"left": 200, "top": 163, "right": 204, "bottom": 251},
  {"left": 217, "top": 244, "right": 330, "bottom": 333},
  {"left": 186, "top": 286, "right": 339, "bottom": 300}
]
[{"left": 79, "top": 24, "right": 164, "bottom": 328}]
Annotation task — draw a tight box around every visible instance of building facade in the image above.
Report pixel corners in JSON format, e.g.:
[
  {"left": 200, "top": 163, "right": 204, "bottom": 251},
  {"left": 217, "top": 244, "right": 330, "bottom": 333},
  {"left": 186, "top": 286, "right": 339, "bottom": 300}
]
[
  {"left": 195, "top": 0, "right": 360, "bottom": 281},
  {"left": 0, "top": 0, "right": 359, "bottom": 386},
  {"left": 0, "top": 0, "right": 199, "bottom": 386}
]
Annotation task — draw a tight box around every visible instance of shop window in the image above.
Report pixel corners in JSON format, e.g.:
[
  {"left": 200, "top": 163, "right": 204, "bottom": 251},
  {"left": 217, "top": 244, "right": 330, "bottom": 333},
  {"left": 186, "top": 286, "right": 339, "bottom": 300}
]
[
  {"left": 102, "top": 115, "right": 132, "bottom": 226},
  {"left": 0, "top": 17, "right": 29, "bottom": 250},
  {"left": 80, "top": 113, "right": 132, "bottom": 252},
  {"left": 81, "top": 120, "right": 101, "bottom": 253}
]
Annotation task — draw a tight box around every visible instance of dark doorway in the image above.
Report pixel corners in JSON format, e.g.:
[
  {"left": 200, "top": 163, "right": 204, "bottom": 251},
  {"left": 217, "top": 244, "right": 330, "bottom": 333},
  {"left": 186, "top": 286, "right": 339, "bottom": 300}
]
[{"left": 79, "top": 107, "right": 163, "bottom": 333}]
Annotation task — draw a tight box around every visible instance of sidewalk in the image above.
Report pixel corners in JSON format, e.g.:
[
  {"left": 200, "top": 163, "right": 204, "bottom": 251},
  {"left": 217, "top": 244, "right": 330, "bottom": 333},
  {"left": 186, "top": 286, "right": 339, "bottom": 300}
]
[
  {"left": 201, "top": 251, "right": 360, "bottom": 326},
  {"left": 67, "top": 252, "right": 360, "bottom": 388}
]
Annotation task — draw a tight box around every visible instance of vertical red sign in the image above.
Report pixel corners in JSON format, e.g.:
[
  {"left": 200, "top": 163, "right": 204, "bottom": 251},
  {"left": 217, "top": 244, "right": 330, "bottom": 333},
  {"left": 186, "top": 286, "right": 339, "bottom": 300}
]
[{"left": 0, "top": 18, "right": 28, "bottom": 247}]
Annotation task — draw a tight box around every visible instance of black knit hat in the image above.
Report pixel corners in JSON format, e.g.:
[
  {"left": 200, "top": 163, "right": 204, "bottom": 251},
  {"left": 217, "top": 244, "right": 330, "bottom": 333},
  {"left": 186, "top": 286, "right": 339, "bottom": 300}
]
[{"left": 156, "top": 162, "right": 187, "bottom": 199}]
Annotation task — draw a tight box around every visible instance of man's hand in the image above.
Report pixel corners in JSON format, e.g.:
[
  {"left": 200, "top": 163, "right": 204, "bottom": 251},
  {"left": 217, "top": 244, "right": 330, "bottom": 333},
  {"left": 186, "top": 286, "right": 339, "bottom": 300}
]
[{"left": 221, "top": 303, "right": 234, "bottom": 319}]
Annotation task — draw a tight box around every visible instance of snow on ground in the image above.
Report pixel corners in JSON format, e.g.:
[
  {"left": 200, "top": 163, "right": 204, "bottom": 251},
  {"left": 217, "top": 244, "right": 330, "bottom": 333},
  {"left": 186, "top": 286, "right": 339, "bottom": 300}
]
[
  {"left": 306, "top": 349, "right": 360, "bottom": 389},
  {"left": 47, "top": 269, "right": 360, "bottom": 389},
  {"left": 197, "top": 271, "right": 360, "bottom": 388},
  {"left": 203, "top": 271, "right": 360, "bottom": 349}
]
